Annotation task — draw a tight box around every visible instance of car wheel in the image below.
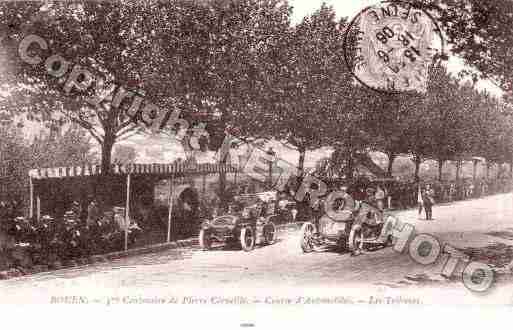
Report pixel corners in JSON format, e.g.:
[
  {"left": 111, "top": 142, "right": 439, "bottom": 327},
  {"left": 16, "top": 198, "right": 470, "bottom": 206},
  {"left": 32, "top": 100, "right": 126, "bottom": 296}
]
[
  {"left": 199, "top": 229, "right": 212, "bottom": 250},
  {"left": 240, "top": 227, "right": 255, "bottom": 252},
  {"left": 263, "top": 222, "right": 276, "bottom": 245},
  {"left": 300, "top": 222, "right": 315, "bottom": 253}
]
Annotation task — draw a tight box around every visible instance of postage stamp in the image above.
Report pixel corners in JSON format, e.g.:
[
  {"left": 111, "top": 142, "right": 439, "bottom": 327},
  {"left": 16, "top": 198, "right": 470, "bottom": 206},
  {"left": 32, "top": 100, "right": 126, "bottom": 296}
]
[{"left": 345, "top": 0, "right": 445, "bottom": 93}]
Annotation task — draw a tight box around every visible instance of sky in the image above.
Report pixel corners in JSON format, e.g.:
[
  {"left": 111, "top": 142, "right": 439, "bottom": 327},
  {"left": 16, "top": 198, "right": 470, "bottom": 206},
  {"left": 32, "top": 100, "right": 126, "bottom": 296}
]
[{"left": 288, "top": 0, "right": 377, "bottom": 23}]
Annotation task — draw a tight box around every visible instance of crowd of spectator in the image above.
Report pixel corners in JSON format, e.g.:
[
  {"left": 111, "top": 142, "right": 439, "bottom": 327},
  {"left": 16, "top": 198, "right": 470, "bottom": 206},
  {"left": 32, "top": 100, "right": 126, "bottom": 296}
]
[
  {"left": 198, "top": 176, "right": 513, "bottom": 225},
  {"left": 0, "top": 199, "right": 23, "bottom": 221},
  {"left": 382, "top": 177, "right": 513, "bottom": 210},
  {"left": 0, "top": 198, "right": 142, "bottom": 271}
]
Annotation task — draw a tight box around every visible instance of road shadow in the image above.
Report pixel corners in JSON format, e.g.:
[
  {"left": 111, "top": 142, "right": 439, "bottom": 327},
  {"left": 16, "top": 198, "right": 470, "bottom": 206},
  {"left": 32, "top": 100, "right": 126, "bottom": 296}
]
[
  {"left": 378, "top": 240, "right": 513, "bottom": 290},
  {"left": 201, "top": 238, "right": 285, "bottom": 252},
  {"left": 1, "top": 247, "right": 197, "bottom": 284},
  {"left": 459, "top": 242, "right": 513, "bottom": 268},
  {"left": 487, "top": 228, "right": 513, "bottom": 241}
]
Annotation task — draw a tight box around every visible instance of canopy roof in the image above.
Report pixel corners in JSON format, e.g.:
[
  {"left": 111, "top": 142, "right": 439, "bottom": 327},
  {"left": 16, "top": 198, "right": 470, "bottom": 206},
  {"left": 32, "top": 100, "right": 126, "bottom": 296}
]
[{"left": 29, "top": 162, "right": 237, "bottom": 180}]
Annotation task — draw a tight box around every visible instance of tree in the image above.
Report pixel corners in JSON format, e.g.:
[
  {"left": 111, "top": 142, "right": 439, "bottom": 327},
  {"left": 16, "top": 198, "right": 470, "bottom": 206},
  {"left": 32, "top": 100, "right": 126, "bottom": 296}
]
[
  {"left": 0, "top": 1, "right": 159, "bottom": 175},
  {"left": 133, "top": 0, "right": 293, "bottom": 205},
  {"left": 258, "top": 4, "right": 356, "bottom": 175},
  {"left": 30, "top": 124, "right": 97, "bottom": 168},
  {"left": 0, "top": 125, "right": 31, "bottom": 200},
  {"left": 0, "top": 123, "right": 95, "bottom": 200},
  {"left": 367, "top": 92, "right": 418, "bottom": 177},
  {"left": 388, "top": 88, "right": 433, "bottom": 182},
  {"left": 473, "top": 96, "right": 513, "bottom": 177},
  {"left": 424, "top": 0, "right": 513, "bottom": 94},
  {"left": 419, "top": 65, "right": 472, "bottom": 181},
  {"left": 2, "top": 0, "right": 296, "bottom": 206}
]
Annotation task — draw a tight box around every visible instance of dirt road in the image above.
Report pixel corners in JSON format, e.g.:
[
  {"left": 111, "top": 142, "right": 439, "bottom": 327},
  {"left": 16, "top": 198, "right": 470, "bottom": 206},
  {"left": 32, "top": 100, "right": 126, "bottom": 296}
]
[{"left": 2, "top": 193, "right": 513, "bottom": 305}]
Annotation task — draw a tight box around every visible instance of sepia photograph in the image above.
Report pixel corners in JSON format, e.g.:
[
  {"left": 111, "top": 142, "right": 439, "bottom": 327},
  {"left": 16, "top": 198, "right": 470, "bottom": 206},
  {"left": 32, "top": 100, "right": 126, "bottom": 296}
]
[{"left": 0, "top": 0, "right": 512, "bottom": 325}]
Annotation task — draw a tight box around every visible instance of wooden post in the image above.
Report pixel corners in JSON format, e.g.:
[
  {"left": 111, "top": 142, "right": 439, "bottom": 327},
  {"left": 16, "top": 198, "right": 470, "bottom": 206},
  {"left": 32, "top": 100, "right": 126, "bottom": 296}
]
[
  {"left": 202, "top": 172, "right": 207, "bottom": 198},
  {"left": 472, "top": 159, "right": 478, "bottom": 181},
  {"left": 29, "top": 177, "right": 34, "bottom": 219},
  {"left": 167, "top": 173, "right": 175, "bottom": 243},
  {"left": 125, "top": 173, "right": 131, "bottom": 252},
  {"left": 36, "top": 196, "right": 40, "bottom": 222}
]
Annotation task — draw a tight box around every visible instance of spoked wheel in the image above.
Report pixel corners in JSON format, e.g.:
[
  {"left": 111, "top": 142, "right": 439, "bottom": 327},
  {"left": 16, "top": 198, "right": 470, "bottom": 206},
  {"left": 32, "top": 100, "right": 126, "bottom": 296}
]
[
  {"left": 300, "top": 222, "right": 316, "bottom": 253},
  {"left": 199, "top": 229, "right": 212, "bottom": 250},
  {"left": 263, "top": 222, "right": 276, "bottom": 245},
  {"left": 240, "top": 226, "right": 255, "bottom": 252}
]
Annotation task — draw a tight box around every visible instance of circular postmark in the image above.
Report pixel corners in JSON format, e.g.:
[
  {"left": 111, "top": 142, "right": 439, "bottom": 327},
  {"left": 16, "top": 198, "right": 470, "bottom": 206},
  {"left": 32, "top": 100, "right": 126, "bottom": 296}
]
[{"left": 344, "top": 0, "right": 445, "bottom": 94}]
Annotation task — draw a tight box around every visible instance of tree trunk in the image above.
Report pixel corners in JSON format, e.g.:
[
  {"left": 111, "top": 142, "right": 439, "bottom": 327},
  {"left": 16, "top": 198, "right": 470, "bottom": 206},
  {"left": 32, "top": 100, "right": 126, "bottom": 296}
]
[
  {"left": 98, "top": 132, "right": 116, "bottom": 206},
  {"left": 268, "top": 159, "right": 273, "bottom": 189},
  {"left": 218, "top": 156, "right": 227, "bottom": 211},
  {"left": 486, "top": 163, "right": 491, "bottom": 179},
  {"left": 510, "top": 160, "right": 513, "bottom": 178},
  {"left": 344, "top": 149, "right": 356, "bottom": 181},
  {"left": 298, "top": 146, "right": 306, "bottom": 176},
  {"left": 497, "top": 163, "right": 502, "bottom": 179},
  {"left": 472, "top": 160, "right": 478, "bottom": 181},
  {"left": 386, "top": 152, "right": 396, "bottom": 177},
  {"left": 413, "top": 155, "right": 422, "bottom": 183},
  {"left": 354, "top": 153, "right": 387, "bottom": 177},
  {"left": 455, "top": 160, "right": 461, "bottom": 181},
  {"left": 346, "top": 154, "right": 353, "bottom": 180},
  {"left": 101, "top": 135, "right": 115, "bottom": 176},
  {"left": 438, "top": 159, "right": 444, "bottom": 181}
]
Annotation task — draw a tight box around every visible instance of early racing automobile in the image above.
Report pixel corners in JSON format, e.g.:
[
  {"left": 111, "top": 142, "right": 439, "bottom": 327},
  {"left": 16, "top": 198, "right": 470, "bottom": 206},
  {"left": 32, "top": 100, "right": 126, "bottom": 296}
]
[
  {"left": 300, "top": 191, "right": 397, "bottom": 254},
  {"left": 199, "top": 191, "right": 278, "bottom": 252}
]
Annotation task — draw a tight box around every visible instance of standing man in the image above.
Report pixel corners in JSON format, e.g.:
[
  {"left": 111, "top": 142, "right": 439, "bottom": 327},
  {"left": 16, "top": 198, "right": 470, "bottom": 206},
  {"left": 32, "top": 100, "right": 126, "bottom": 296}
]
[
  {"left": 387, "top": 184, "right": 393, "bottom": 209},
  {"left": 423, "top": 184, "right": 435, "bottom": 220},
  {"left": 210, "top": 193, "right": 221, "bottom": 217},
  {"left": 375, "top": 185, "right": 385, "bottom": 211},
  {"left": 449, "top": 183, "right": 456, "bottom": 202},
  {"left": 86, "top": 198, "right": 100, "bottom": 228}
]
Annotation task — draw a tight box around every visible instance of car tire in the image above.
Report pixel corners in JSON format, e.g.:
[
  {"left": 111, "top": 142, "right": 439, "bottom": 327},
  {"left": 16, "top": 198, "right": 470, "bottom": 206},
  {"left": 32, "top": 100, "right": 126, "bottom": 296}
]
[
  {"left": 240, "top": 226, "right": 255, "bottom": 252},
  {"left": 199, "top": 229, "right": 212, "bottom": 250},
  {"left": 263, "top": 222, "right": 276, "bottom": 245},
  {"left": 300, "top": 222, "right": 315, "bottom": 253}
]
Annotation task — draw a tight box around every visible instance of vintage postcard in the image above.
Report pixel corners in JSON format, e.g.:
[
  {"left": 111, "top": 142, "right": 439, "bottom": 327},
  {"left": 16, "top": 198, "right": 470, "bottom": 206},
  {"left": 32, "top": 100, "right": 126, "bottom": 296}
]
[{"left": 0, "top": 0, "right": 512, "bottom": 326}]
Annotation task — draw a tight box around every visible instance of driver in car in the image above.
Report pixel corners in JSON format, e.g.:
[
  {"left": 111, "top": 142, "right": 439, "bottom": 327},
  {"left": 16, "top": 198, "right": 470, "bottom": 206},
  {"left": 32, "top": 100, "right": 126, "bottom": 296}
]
[{"left": 227, "top": 196, "right": 244, "bottom": 214}]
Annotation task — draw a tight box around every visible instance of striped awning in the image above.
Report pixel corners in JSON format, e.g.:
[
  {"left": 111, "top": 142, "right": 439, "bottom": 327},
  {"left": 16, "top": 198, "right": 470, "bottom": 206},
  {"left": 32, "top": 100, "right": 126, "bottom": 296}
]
[{"left": 28, "top": 163, "right": 237, "bottom": 180}]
